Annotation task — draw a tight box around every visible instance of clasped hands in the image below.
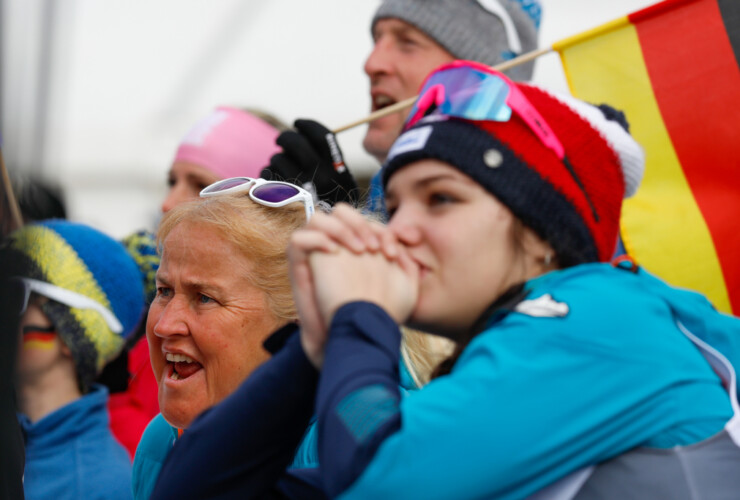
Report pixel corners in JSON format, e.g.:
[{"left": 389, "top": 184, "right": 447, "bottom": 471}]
[{"left": 287, "top": 204, "right": 419, "bottom": 368}]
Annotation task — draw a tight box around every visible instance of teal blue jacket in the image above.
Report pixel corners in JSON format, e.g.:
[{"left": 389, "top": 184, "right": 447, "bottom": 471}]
[
  {"left": 148, "top": 263, "right": 740, "bottom": 499},
  {"left": 132, "top": 414, "right": 176, "bottom": 500},
  {"left": 321, "top": 263, "right": 740, "bottom": 498}
]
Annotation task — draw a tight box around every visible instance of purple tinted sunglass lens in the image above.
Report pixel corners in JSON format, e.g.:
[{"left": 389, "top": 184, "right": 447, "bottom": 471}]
[{"left": 252, "top": 183, "right": 300, "bottom": 203}]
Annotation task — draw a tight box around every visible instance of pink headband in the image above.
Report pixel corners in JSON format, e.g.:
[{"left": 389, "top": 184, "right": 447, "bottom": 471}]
[{"left": 174, "top": 107, "right": 282, "bottom": 180}]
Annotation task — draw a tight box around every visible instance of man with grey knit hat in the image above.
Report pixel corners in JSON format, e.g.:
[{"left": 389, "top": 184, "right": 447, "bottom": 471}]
[
  {"left": 262, "top": 0, "right": 542, "bottom": 206},
  {"left": 364, "top": 0, "right": 541, "bottom": 162}
]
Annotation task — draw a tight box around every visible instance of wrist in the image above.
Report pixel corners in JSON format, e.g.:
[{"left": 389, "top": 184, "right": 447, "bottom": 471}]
[
  {"left": 299, "top": 330, "right": 325, "bottom": 370},
  {"left": 330, "top": 301, "right": 402, "bottom": 348}
]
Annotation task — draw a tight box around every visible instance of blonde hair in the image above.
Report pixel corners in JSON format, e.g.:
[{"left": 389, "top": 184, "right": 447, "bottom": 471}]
[
  {"left": 401, "top": 328, "right": 456, "bottom": 386},
  {"left": 241, "top": 107, "right": 290, "bottom": 133},
  {"left": 157, "top": 193, "right": 307, "bottom": 324}
]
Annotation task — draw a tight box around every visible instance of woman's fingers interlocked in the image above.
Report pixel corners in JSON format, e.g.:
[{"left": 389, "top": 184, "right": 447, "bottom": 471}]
[
  {"left": 288, "top": 205, "right": 417, "bottom": 368},
  {"left": 303, "top": 203, "right": 401, "bottom": 260}
]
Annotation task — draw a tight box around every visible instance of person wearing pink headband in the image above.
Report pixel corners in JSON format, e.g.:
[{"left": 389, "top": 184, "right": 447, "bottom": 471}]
[{"left": 161, "top": 107, "right": 284, "bottom": 213}]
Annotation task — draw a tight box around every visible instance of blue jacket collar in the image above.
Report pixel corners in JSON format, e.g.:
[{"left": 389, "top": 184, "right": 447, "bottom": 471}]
[{"left": 18, "top": 383, "right": 110, "bottom": 449}]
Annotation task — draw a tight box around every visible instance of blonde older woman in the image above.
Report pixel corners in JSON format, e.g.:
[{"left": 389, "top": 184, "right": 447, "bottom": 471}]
[
  {"left": 110, "top": 107, "right": 288, "bottom": 458},
  {"left": 132, "top": 178, "right": 313, "bottom": 499}
]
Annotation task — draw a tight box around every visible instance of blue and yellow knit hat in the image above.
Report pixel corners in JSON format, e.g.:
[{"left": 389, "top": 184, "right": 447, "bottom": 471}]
[{"left": 6, "top": 220, "right": 145, "bottom": 391}]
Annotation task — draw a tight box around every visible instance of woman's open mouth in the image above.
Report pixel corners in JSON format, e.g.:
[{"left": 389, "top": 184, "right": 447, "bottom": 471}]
[{"left": 165, "top": 352, "right": 203, "bottom": 381}]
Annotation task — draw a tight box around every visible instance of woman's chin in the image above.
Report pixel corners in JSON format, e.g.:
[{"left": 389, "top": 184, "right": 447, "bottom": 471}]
[
  {"left": 158, "top": 371, "right": 208, "bottom": 430},
  {"left": 160, "top": 407, "right": 195, "bottom": 430}
]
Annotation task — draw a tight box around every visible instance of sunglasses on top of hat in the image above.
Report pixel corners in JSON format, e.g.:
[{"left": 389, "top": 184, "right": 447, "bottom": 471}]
[
  {"left": 406, "top": 60, "right": 600, "bottom": 221},
  {"left": 12, "top": 277, "right": 123, "bottom": 333},
  {"left": 200, "top": 177, "right": 315, "bottom": 221},
  {"left": 406, "top": 60, "right": 565, "bottom": 161}
]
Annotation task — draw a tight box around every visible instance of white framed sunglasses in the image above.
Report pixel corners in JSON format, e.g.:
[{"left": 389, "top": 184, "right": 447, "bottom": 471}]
[
  {"left": 14, "top": 277, "right": 123, "bottom": 334},
  {"left": 200, "top": 177, "right": 315, "bottom": 221}
]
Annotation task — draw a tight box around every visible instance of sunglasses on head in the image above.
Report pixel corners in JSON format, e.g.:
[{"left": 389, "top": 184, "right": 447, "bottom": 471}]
[
  {"left": 406, "top": 60, "right": 565, "bottom": 161},
  {"left": 13, "top": 277, "right": 123, "bottom": 333},
  {"left": 200, "top": 177, "right": 315, "bottom": 221}
]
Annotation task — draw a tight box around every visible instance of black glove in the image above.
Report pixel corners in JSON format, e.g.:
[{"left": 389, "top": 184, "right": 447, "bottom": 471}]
[{"left": 261, "top": 119, "right": 359, "bottom": 206}]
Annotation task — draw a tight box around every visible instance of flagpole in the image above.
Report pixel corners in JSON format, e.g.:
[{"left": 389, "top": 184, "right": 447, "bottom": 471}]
[
  {"left": 0, "top": 147, "right": 24, "bottom": 233},
  {"left": 332, "top": 46, "right": 554, "bottom": 134}
]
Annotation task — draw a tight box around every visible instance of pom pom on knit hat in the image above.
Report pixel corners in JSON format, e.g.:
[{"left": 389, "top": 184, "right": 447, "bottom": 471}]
[
  {"left": 5, "top": 220, "right": 146, "bottom": 391},
  {"left": 383, "top": 69, "right": 645, "bottom": 266},
  {"left": 372, "top": 0, "right": 541, "bottom": 81}
]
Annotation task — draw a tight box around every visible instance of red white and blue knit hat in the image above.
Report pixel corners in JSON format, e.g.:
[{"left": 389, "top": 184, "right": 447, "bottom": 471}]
[{"left": 382, "top": 81, "right": 645, "bottom": 266}]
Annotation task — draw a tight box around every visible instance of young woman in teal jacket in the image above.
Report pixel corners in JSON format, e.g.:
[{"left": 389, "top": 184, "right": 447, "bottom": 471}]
[{"left": 153, "top": 61, "right": 740, "bottom": 499}]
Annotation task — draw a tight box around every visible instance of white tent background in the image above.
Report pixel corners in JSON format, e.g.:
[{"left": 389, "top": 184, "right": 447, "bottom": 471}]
[{"left": 2, "top": 0, "right": 655, "bottom": 238}]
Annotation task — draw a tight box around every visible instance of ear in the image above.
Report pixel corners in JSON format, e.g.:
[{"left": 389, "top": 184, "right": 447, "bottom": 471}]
[
  {"left": 519, "top": 227, "right": 557, "bottom": 269},
  {"left": 59, "top": 340, "right": 74, "bottom": 358}
]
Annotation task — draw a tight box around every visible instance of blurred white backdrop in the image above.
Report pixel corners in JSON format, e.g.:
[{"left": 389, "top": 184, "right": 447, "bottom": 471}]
[{"left": 1, "top": 0, "right": 655, "bottom": 238}]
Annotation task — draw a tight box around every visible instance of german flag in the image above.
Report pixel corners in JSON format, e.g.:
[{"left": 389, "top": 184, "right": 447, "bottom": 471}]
[
  {"left": 554, "top": 0, "right": 740, "bottom": 315},
  {"left": 22, "top": 326, "right": 57, "bottom": 351}
]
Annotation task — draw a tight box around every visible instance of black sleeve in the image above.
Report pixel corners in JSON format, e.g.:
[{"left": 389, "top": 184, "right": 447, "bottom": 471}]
[{"left": 0, "top": 278, "right": 25, "bottom": 500}]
